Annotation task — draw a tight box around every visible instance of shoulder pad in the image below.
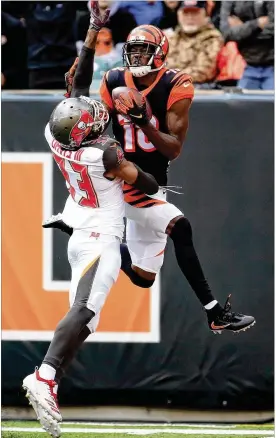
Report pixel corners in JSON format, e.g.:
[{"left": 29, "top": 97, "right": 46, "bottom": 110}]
[
  {"left": 170, "top": 70, "right": 193, "bottom": 87},
  {"left": 89, "top": 135, "right": 120, "bottom": 151}
]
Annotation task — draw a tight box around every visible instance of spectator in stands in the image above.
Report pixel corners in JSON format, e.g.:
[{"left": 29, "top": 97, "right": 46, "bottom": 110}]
[
  {"left": 17, "top": 2, "right": 86, "bottom": 89},
  {"left": 77, "top": 0, "right": 137, "bottom": 49},
  {"left": 207, "top": 0, "right": 222, "bottom": 30},
  {"left": 77, "top": 27, "right": 122, "bottom": 80},
  {"left": 220, "top": 1, "right": 274, "bottom": 90},
  {"left": 165, "top": 0, "right": 223, "bottom": 84},
  {"left": 152, "top": 1, "right": 182, "bottom": 31},
  {"left": 1, "top": 11, "right": 28, "bottom": 89},
  {"left": 120, "top": 1, "right": 163, "bottom": 26}
]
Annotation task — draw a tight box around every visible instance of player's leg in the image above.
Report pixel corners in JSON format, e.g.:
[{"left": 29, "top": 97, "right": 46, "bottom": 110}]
[
  {"left": 164, "top": 209, "right": 255, "bottom": 333},
  {"left": 122, "top": 201, "right": 168, "bottom": 288},
  {"left": 23, "top": 232, "right": 121, "bottom": 424},
  {"left": 120, "top": 220, "right": 157, "bottom": 288},
  {"left": 54, "top": 325, "right": 90, "bottom": 385},
  {"left": 125, "top": 199, "right": 255, "bottom": 334}
]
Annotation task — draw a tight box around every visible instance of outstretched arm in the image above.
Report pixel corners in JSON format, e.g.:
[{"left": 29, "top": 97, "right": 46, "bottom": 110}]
[{"left": 66, "top": 1, "right": 110, "bottom": 98}]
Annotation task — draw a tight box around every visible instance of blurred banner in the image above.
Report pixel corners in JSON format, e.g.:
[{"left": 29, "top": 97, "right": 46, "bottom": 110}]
[{"left": 2, "top": 93, "right": 274, "bottom": 410}]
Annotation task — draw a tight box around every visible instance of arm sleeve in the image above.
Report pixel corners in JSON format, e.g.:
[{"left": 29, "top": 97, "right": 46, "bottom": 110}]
[
  {"left": 102, "top": 142, "right": 125, "bottom": 172},
  {"left": 71, "top": 45, "right": 95, "bottom": 98},
  {"left": 220, "top": 2, "right": 260, "bottom": 42},
  {"left": 132, "top": 165, "right": 159, "bottom": 195}
]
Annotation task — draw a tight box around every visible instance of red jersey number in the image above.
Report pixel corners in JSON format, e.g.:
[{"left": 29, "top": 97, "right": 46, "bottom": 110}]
[{"left": 53, "top": 155, "right": 99, "bottom": 208}]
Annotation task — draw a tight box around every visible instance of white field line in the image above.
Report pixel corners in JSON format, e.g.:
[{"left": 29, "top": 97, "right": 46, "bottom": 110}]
[
  {"left": 63, "top": 422, "right": 237, "bottom": 428},
  {"left": 1, "top": 427, "right": 274, "bottom": 435}
]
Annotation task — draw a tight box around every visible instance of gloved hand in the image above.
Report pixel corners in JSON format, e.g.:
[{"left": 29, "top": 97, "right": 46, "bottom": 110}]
[
  {"left": 125, "top": 97, "right": 151, "bottom": 127},
  {"left": 89, "top": 0, "right": 110, "bottom": 31},
  {"left": 64, "top": 57, "right": 79, "bottom": 98},
  {"left": 42, "top": 213, "right": 73, "bottom": 236},
  {"left": 113, "top": 88, "right": 151, "bottom": 127}
]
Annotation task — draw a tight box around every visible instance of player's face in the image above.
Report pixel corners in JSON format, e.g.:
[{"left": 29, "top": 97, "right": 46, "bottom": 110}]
[{"left": 129, "top": 44, "right": 154, "bottom": 67}]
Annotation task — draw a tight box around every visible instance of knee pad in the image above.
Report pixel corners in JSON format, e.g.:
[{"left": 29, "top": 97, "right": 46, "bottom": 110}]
[
  {"left": 170, "top": 216, "right": 192, "bottom": 244},
  {"left": 128, "top": 269, "right": 155, "bottom": 288}
]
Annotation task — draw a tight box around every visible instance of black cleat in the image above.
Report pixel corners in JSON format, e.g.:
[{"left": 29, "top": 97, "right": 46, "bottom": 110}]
[
  {"left": 209, "top": 294, "right": 256, "bottom": 334},
  {"left": 42, "top": 213, "right": 73, "bottom": 236}
]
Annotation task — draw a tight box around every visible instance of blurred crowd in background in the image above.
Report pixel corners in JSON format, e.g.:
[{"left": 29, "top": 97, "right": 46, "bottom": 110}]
[{"left": 1, "top": 0, "right": 274, "bottom": 91}]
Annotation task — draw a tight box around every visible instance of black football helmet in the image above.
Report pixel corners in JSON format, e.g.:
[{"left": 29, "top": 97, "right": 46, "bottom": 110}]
[{"left": 49, "top": 96, "right": 110, "bottom": 150}]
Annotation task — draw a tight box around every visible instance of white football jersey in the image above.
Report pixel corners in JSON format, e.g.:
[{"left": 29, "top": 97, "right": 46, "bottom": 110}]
[{"left": 45, "top": 123, "right": 125, "bottom": 239}]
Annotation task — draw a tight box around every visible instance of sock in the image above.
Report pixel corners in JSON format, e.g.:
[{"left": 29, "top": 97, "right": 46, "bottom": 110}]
[
  {"left": 204, "top": 300, "right": 218, "bottom": 310},
  {"left": 120, "top": 243, "right": 154, "bottom": 288},
  {"left": 205, "top": 303, "right": 223, "bottom": 322},
  {"left": 170, "top": 217, "right": 218, "bottom": 307},
  {"left": 39, "top": 363, "right": 56, "bottom": 381}
]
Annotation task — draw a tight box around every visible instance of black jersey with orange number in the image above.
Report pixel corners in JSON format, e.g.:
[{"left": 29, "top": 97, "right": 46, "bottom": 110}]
[{"left": 100, "top": 67, "right": 194, "bottom": 186}]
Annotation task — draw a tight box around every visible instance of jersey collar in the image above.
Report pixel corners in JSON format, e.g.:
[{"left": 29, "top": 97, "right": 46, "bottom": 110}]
[{"left": 124, "top": 68, "right": 167, "bottom": 98}]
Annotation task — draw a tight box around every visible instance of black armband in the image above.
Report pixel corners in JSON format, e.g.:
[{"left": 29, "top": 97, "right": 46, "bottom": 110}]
[
  {"left": 71, "top": 46, "right": 95, "bottom": 98},
  {"left": 133, "top": 164, "right": 159, "bottom": 195}
]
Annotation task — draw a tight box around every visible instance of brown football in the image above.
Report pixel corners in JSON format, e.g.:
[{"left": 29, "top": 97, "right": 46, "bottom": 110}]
[{"left": 111, "top": 86, "right": 152, "bottom": 120}]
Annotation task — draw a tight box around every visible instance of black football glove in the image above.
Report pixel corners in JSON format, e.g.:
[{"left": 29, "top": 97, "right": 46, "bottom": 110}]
[
  {"left": 127, "top": 98, "right": 151, "bottom": 127},
  {"left": 42, "top": 214, "right": 73, "bottom": 236},
  {"left": 114, "top": 93, "right": 150, "bottom": 127}
]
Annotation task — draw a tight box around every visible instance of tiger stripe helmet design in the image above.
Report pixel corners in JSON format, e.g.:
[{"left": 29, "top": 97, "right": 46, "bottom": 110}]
[{"left": 123, "top": 25, "right": 169, "bottom": 77}]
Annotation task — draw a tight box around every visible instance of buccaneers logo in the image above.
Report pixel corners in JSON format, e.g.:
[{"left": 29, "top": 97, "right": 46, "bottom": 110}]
[
  {"left": 70, "top": 110, "right": 94, "bottom": 146},
  {"left": 116, "top": 146, "right": 124, "bottom": 164}
]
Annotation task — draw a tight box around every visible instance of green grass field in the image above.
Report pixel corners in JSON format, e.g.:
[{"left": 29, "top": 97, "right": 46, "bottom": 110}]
[{"left": 1, "top": 421, "right": 274, "bottom": 438}]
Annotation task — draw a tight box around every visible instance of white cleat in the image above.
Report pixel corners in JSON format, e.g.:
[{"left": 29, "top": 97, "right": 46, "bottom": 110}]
[
  {"left": 22, "top": 369, "right": 62, "bottom": 423},
  {"left": 39, "top": 411, "right": 61, "bottom": 438},
  {"left": 24, "top": 386, "right": 61, "bottom": 437}
]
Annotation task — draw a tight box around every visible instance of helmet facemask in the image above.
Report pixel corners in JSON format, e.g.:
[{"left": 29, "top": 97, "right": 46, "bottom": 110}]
[
  {"left": 78, "top": 97, "right": 110, "bottom": 145},
  {"left": 123, "top": 41, "right": 166, "bottom": 77}
]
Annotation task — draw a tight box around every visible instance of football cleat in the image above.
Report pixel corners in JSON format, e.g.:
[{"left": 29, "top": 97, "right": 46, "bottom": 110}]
[
  {"left": 209, "top": 295, "right": 256, "bottom": 334},
  {"left": 22, "top": 369, "right": 62, "bottom": 423},
  {"left": 42, "top": 213, "right": 73, "bottom": 236}
]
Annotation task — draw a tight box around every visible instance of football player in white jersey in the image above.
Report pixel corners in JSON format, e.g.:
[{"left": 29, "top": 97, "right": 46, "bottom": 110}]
[{"left": 22, "top": 3, "right": 159, "bottom": 437}]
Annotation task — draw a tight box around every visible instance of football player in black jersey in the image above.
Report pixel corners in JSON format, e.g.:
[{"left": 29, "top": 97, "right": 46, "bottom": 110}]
[{"left": 58, "top": 21, "right": 256, "bottom": 337}]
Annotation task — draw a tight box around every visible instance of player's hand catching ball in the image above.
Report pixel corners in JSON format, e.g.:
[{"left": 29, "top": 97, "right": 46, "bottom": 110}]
[
  {"left": 112, "top": 87, "right": 152, "bottom": 127},
  {"left": 89, "top": 0, "right": 110, "bottom": 31}
]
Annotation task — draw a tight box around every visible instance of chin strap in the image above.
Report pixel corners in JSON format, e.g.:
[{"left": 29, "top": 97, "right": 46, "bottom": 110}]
[{"left": 129, "top": 61, "right": 166, "bottom": 78}]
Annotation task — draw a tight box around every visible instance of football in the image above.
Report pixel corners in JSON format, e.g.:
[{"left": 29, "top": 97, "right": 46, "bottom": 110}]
[{"left": 112, "top": 86, "right": 152, "bottom": 120}]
